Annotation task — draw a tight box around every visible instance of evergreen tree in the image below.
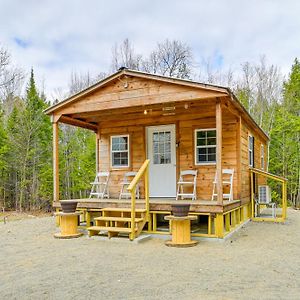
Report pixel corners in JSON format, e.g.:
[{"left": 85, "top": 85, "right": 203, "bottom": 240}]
[{"left": 269, "top": 58, "right": 300, "bottom": 207}]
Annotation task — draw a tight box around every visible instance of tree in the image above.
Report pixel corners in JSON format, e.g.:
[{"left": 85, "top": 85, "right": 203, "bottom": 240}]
[
  {"left": 235, "top": 56, "right": 283, "bottom": 134},
  {"left": 5, "top": 69, "right": 52, "bottom": 210},
  {"left": 269, "top": 58, "right": 300, "bottom": 207},
  {"left": 143, "top": 39, "right": 193, "bottom": 79},
  {"left": 111, "top": 38, "right": 142, "bottom": 72}
]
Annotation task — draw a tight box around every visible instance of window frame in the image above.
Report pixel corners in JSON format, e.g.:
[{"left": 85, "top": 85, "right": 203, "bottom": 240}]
[
  {"left": 194, "top": 128, "right": 217, "bottom": 166},
  {"left": 261, "top": 144, "right": 264, "bottom": 170},
  {"left": 110, "top": 134, "right": 130, "bottom": 168},
  {"left": 248, "top": 134, "right": 254, "bottom": 167}
]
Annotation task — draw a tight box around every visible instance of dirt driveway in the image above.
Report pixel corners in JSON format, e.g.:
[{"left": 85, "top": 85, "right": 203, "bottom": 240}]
[{"left": 0, "top": 209, "right": 299, "bottom": 300}]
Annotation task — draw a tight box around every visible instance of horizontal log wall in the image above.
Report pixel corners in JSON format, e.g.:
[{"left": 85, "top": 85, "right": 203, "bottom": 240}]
[
  {"left": 98, "top": 105, "right": 239, "bottom": 200},
  {"left": 240, "top": 120, "right": 268, "bottom": 204}
]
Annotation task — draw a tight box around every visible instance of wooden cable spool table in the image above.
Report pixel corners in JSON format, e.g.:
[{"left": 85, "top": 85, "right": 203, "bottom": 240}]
[
  {"left": 164, "top": 215, "right": 198, "bottom": 247},
  {"left": 54, "top": 211, "right": 83, "bottom": 239}
]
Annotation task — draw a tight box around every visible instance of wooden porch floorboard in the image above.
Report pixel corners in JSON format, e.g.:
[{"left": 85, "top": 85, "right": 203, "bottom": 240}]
[{"left": 53, "top": 198, "right": 241, "bottom": 213}]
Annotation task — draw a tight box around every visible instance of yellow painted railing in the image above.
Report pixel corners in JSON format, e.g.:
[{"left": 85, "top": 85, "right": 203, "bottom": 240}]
[
  {"left": 127, "top": 159, "right": 150, "bottom": 240},
  {"left": 250, "top": 168, "right": 287, "bottom": 223}
]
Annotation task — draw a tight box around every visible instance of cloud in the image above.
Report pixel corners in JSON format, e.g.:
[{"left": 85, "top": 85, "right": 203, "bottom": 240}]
[
  {"left": 13, "top": 37, "right": 31, "bottom": 49},
  {"left": 0, "top": 0, "right": 299, "bottom": 101}
]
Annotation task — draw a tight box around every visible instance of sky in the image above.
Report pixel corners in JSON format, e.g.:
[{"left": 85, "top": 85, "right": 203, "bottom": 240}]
[{"left": 0, "top": 0, "right": 299, "bottom": 101}]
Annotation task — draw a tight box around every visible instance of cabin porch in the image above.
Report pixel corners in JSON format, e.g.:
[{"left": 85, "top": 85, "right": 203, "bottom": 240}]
[{"left": 53, "top": 197, "right": 251, "bottom": 238}]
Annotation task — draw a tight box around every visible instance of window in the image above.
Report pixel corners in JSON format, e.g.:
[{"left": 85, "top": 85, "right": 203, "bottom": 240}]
[
  {"left": 248, "top": 135, "right": 254, "bottom": 167},
  {"left": 111, "top": 135, "right": 129, "bottom": 168},
  {"left": 153, "top": 131, "right": 171, "bottom": 164},
  {"left": 195, "top": 129, "right": 216, "bottom": 164},
  {"left": 261, "top": 144, "right": 264, "bottom": 170}
]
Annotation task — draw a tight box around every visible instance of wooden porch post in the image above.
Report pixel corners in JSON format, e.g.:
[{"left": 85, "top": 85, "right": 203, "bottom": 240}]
[
  {"left": 96, "top": 132, "right": 100, "bottom": 173},
  {"left": 53, "top": 121, "right": 59, "bottom": 204},
  {"left": 216, "top": 100, "right": 223, "bottom": 205}
]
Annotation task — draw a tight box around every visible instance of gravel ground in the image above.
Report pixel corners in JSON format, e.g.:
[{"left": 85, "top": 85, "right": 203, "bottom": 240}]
[{"left": 0, "top": 209, "right": 299, "bottom": 300}]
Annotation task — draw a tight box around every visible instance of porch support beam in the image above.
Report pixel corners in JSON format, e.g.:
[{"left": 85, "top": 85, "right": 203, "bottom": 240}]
[
  {"left": 96, "top": 131, "right": 100, "bottom": 173},
  {"left": 216, "top": 99, "right": 223, "bottom": 205},
  {"left": 53, "top": 121, "right": 59, "bottom": 204},
  {"left": 60, "top": 116, "right": 98, "bottom": 132}
]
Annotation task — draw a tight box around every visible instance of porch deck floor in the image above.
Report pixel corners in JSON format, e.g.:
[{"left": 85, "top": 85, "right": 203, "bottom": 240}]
[{"left": 54, "top": 198, "right": 241, "bottom": 213}]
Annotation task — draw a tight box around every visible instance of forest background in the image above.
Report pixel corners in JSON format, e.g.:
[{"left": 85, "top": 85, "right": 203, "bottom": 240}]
[{"left": 0, "top": 38, "right": 299, "bottom": 211}]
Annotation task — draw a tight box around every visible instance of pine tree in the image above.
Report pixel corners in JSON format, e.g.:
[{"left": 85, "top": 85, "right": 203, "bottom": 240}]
[
  {"left": 5, "top": 69, "right": 52, "bottom": 210},
  {"left": 269, "top": 58, "right": 300, "bottom": 207}
]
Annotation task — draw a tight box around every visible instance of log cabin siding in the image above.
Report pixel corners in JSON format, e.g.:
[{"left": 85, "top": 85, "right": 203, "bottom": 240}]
[
  {"left": 98, "top": 104, "right": 239, "bottom": 200},
  {"left": 240, "top": 120, "right": 268, "bottom": 203}
]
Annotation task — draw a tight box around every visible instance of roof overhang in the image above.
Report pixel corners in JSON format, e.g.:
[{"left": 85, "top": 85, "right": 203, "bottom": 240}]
[{"left": 44, "top": 69, "right": 269, "bottom": 140}]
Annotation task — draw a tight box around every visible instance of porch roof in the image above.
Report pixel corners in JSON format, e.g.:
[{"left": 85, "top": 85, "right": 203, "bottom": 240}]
[{"left": 44, "top": 68, "right": 269, "bottom": 140}]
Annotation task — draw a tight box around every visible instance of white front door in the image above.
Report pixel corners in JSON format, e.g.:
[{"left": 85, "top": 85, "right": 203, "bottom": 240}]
[{"left": 146, "top": 124, "right": 176, "bottom": 197}]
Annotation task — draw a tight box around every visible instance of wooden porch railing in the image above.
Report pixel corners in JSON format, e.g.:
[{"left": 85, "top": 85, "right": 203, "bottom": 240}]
[
  {"left": 250, "top": 168, "right": 287, "bottom": 222},
  {"left": 127, "top": 159, "right": 150, "bottom": 240}
]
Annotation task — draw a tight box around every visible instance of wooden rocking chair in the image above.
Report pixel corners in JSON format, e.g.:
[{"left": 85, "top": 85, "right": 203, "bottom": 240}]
[
  {"left": 212, "top": 169, "right": 234, "bottom": 201},
  {"left": 176, "top": 170, "right": 198, "bottom": 200},
  {"left": 119, "top": 172, "right": 140, "bottom": 200},
  {"left": 89, "top": 172, "right": 110, "bottom": 199}
]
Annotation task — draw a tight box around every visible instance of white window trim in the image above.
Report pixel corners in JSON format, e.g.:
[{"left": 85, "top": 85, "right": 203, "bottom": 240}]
[
  {"left": 194, "top": 128, "right": 217, "bottom": 165},
  {"left": 248, "top": 134, "right": 254, "bottom": 167},
  {"left": 261, "top": 144, "right": 264, "bottom": 170},
  {"left": 110, "top": 134, "right": 130, "bottom": 168}
]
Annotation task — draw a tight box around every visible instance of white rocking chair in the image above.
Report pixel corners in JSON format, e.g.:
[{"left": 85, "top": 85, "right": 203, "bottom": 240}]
[
  {"left": 212, "top": 169, "right": 234, "bottom": 201},
  {"left": 176, "top": 170, "right": 197, "bottom": 200},
  {"left": 89, "top": 172, "right": 110, "bottom": 199},
  {"left": 119, "top": 172, "right": 140, "bottom": 200}
]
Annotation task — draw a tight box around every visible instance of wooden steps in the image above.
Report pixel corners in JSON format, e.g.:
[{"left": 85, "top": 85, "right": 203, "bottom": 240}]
[
  {"left": 94, "top": 216, "right": 144, "bottom": 222},
  {"left": 87, "top": 207, "right": 148, "bottom": 240},
  {"left": 88, "top": 226, "right": 135, "bottom": 234},
  {"left": 101, "top": 208, "right": 146, "bottom": 213}
]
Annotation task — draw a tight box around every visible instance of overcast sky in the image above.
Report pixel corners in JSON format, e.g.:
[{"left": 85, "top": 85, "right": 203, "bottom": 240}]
[{"left": 0, "top": 0, "right": 299, "bottom": 101}]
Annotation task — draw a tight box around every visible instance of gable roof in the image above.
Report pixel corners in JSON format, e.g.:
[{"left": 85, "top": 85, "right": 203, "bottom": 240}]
[{"left": 44, "top": 68, "right": 269, "bottom": 140}]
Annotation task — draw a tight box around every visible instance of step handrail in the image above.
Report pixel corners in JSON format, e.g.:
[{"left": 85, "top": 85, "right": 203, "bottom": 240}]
[
  {"left": 249, "top": 168, "right": 287, "bottom": 222},
  {"left": 127, "top": 159, "right": 150, "bottom": 240}
]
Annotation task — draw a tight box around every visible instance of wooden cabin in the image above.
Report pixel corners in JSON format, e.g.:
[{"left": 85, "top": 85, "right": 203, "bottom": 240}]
[{"left": 45, "top": 68, "right": 273, "bottom": 240}]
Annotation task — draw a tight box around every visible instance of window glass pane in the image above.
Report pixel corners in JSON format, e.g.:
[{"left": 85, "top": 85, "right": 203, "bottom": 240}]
[
  {"left": 207, "top": 138, "right": 216, "bottom": 145},
  {"left": 158, "top": 142, "right": 164, "bottom": 153},
  {"left": 120, "top": 152, "right": 128, "bottom": 159},
  {"left": 159, "top": 154, "right": 164, "bottom": 164},
  {"left": 114, "top": 152, "right": 121, "bottom": 159},
  {"left": 165, "top": 152, "right": 171, "bottom": 164},
  {"left": 207, "top": 130, "right": 216, "bottom": 138},
  {"left": 165, "top": 132, "right": 171, "bottom": 142},
  {"left": 112, "top": 143, "right": 119, "bottom": 151},
  {"left": 153, "top": 154, "right": 160, "bottom": 164},
  {"left": 199, "top": 148, "right": 206, "bottom": 155},
  {"left": 159, "top": 132, "right": 165, "bottom": 142},
  {"left": 153, "top": 132, "right": 159, "bottom": 142},
  {"left": 121, "top": 158, "right": 128, "bottom": 165},
  {"left": 197, "top": 131, "right": 206, "bottom": 139},
  {"left": 198, "top": 154, "right": 207, "bottom": 162},
  {"left": 165, "top": 143, "right": 171, "bottom": 152},
  {"left": 112, "top": 153, "right": 120, "bottom": 166},
  {"left": 197, "top": 138, "right": 206, "bottom": 146},
  {"left": 153, "top": 142, "right": 159, "bottom": 154},
  {"left": 207, "top": 147, "right": 216, "bottom": 154},
  {"left": 208, "top": 154, "right": 216, "bottom": 162},
  {"left": 120, "top": 136, "right": 127, "bottom": 144}
]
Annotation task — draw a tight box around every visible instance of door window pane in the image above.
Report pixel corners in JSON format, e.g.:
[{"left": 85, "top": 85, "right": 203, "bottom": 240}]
[{"left": 153, "top": 130, "right": 172, "bottom": 165}]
